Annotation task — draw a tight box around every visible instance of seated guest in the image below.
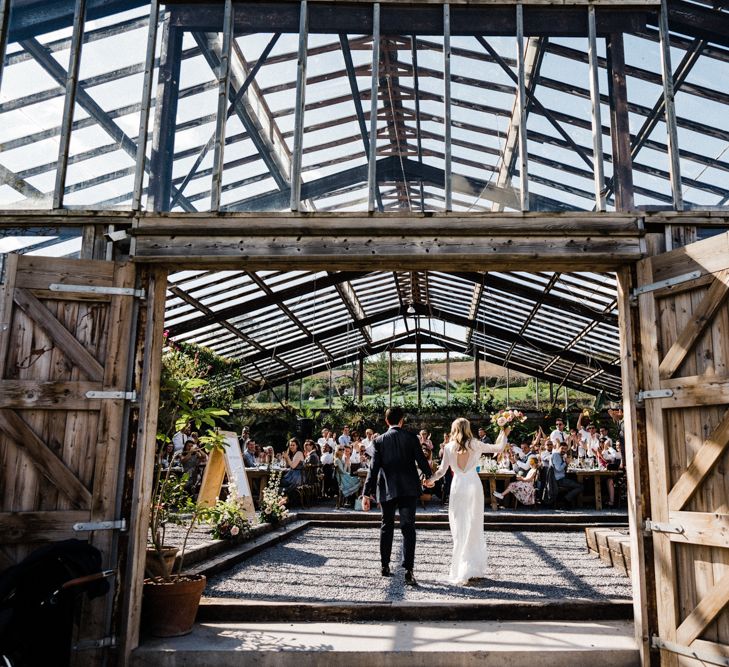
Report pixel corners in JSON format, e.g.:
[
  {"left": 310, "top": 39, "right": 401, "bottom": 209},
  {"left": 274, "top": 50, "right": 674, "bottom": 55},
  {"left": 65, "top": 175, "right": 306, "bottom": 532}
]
[
  {"left": 552, "top": 442, "right": 582, "bottom": 508},
  {"left": 318, "top": 428, "right": 336, "bottom": 451},
  {"left": 496, "top": 446, "right": 513, "bottom": 470},
  {"left": 281, "top": 438, "right": 305, "bottom": 491},
  {"left": 540, "top": 440, "right": 554, "bottom": 465},
  {"left": 181, "top": 439, "right": 207, "bottom": 496},
  {"left": 320, "top": 443, "right": 337, "bottom": 496},
  {"left": 419, "top": 429, "right": 434, "bottom": 451},
  {"left": 477, "top": 426, "right": 492, "bottom": 444},
  {"left": 304, "top": 439, "right": 320, "bottom": 466},
  {"left": 493, "top": 457, "right": 539, "bottom": 506},
  {"left": 333, "top": 446, "right": 360, "bottom": 504},
  {"left": 261, "top": 446, "right": 275, "bottom": 465},
  {"left": 243, "top": 439, "right": 258, "bottom": 468},
  {"left": 159, "top": 442, "right": 176, "bottom": 470},
  {"left": 600, "top": 440, "right": 621, "bottom": 507},
  {"left": 338, "top": 425, "right": 352, "bottom": 447}
]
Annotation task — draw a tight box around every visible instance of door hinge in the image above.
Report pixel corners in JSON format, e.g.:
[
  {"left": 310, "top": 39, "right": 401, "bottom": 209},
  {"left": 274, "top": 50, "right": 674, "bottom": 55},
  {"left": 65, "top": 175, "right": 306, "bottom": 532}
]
[
  {"left": 631, "top": 270, "right": 702, "bottom": 299},
  {"left": 85, "top": 390, "right": 137, "bottom": 401},
  {"left": 636, "top": 389, "right": 673, "bottom": 403},
  {"left": 644, "top": 519, "right": 684, "bottom": 535},
  {"left": 73, "top": 519, "right": 127, "bottom": 532},
  {"left": 73, "top": 637, "right": 117, "bottom": 651},
  {"left": 652, "top": 635, "right": 729, "bottom": 666},
  {"left": 49, "top": 283, "right": 145, "bottom": 299}
]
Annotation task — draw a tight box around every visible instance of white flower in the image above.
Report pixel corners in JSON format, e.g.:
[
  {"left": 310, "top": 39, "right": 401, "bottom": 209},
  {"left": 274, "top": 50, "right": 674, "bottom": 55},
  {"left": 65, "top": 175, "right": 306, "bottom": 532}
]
[
  {"left": 231, "top": 525, "right": 240, "bottom": 536},
  {"left": 497, "top": 416, "right": 507, "bottom": 426}
]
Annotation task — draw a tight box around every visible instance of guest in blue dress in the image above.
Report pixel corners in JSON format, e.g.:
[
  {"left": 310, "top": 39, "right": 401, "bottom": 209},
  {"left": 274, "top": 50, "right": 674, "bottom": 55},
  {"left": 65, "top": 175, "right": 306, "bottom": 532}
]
[
  {"left": 334, "top": 445, "right": 360, "bottom": 500},
  {"left": 281, "top": 438, "right": 305, "bottom": 491}
]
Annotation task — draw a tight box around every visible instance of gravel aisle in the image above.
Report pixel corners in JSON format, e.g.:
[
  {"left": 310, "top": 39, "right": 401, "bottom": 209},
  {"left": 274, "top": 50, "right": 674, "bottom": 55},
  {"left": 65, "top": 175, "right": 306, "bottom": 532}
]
[{"left": 206, "top": 526, "right": 632, "bottom": 602}]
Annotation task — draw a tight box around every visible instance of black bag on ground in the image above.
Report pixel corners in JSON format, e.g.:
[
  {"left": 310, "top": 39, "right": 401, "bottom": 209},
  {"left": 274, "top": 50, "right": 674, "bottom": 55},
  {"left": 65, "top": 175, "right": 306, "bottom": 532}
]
[{"left": 0, "top": 539, "right": 110, "bottom": 667}]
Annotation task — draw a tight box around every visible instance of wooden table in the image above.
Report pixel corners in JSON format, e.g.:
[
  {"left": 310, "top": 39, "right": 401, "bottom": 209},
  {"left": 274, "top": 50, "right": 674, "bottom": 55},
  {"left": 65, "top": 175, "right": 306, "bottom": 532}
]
[
  {"left": 478, "top": 471, "right": 516, "bottom": 510},
  {"left": 568, "top": 468, "right": 624, "bottom": 510},
  {"left": 245, "top": 467, "right": 286, "bottom": 507}
]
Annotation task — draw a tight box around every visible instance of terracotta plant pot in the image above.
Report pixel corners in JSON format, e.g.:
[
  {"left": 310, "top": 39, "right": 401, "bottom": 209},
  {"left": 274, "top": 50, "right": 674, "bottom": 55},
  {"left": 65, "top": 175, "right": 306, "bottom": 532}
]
[
  {"left": 142, "top": 574, "right": 206, "bottom": 637},
  {"left": 145, "top": 546, "right": 179, "bottom": 578}
]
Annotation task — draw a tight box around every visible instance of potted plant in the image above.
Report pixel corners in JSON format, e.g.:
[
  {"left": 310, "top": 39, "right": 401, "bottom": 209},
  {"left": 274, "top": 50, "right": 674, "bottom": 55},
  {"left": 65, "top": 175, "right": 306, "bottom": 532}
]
[{"left": 143, "top": 356, "right": 229, "bottom": 637}]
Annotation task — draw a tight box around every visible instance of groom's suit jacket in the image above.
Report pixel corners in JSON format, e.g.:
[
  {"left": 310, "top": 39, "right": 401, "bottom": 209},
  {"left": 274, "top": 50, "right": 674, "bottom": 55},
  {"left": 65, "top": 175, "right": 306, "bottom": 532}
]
[{"left": 363, "top": 426, "right": 433, "bottom": 502}]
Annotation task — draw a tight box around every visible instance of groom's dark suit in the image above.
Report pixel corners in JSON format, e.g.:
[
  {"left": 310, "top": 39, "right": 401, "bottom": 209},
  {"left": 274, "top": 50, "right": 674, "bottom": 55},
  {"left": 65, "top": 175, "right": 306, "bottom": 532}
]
[{"left": 363, "top": 425, "right": 433, "bottom": 571}]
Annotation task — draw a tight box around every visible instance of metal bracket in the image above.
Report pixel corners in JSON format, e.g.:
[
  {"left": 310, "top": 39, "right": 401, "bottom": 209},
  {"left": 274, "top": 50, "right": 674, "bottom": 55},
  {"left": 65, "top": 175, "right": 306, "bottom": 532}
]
[
  {"left": 73, "top": 519, "right": 127, "bottom": 532},
  {"left": 73, "top": 637, "right": 117, "bottom": 651},
  {"left": 644, "top": 519, "right": 684, "bottom": 535},
  {"left": 86, "top": 390, "right": 137, "bottom": 401},
  {"left": 631, "top": 270, "right": 702, "bottom": 299},
  {"left": 105, "top": 229, "right": 129, "bottom": 243},
  {"left": 636, "top": 389, "right": 673, "bottom": 403},
  {"left": 652, "top": 635, "right": 729, "bottom": 666},
  {"left": 49, "top": 283, "right": 145, "bottom": 299}
]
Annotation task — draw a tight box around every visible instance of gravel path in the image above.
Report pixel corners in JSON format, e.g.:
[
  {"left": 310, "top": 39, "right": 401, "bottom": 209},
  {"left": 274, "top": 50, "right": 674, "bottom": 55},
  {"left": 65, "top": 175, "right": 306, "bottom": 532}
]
[{"left": 206, "top": 526, "right": 632, "bottom": 602}]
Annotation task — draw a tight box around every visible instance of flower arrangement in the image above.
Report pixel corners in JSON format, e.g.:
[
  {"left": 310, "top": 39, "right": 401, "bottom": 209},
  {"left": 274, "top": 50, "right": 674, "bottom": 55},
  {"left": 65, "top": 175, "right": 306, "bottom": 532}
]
[
  {"left": 259, "top": 470, "right": 290, "bottom": 525},
  {"left": 203, "top": 482, "right": 252, "bottom": 540},
  {"left": 490, "top": 409, "right": 527, "bottom": 429}
]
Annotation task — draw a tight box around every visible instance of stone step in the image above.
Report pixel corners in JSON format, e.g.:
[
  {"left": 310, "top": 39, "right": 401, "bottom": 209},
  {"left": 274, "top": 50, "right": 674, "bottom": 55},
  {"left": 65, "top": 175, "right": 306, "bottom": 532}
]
[
  {"left": 308, "top": 519, "right": 629, "bottom": 531},
  {"left": 585, "top": 526, "right": 632, "bottom": 574},
  {"left": 131, "top": 619, "right": 639, "bottom": 667},
  {"left": 299, "top": 509, "right": 629, "bottom": 524},
  {"left": 198, "top": 597, "right": 633, "bottom": 623}
]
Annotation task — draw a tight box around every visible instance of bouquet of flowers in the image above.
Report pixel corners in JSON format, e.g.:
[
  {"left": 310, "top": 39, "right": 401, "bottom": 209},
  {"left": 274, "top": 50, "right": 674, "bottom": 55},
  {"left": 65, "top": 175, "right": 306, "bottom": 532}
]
[
  {"left": 259, "top": 470, "right": 290, "bottom": 525},
  {"left": 204, "top": 482, "right": 252, "bottom": 540},
  {"left": 490, "top": 409, "right": 527, "bottom": 429}
]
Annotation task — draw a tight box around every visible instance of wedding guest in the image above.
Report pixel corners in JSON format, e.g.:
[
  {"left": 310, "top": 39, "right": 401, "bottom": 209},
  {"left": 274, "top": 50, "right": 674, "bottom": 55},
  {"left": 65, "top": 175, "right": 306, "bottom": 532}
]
[
  {"left": 281, "top": 438, "right": 305, "bottom": 491},
  {"left": 181, "top": 440, "right": 207, "bottom": 496},
  {"left": 552, "top": 443, "right": 582, "bottom": 508},
  {"left": 540, "top": 440, "right": 554, "bottom": 465},
  {"left": 477, "top": 427, "right": 492, "bottom": 444},
  {"left": 362, "top": 428, "right": 376, "bottom": 457},
  {"left": 243, "top": 440, "right": 258, "bottom": 468},
  {"left": 261, "top": 446, "right": 275, "bottom": 465},
  {"left": 580, "top": 424, "right": 601, "bottom": 462},
  {"left": 172, "top": 425, "right": 191, "bottom": 454},
  {"left": 304, "top": 440, "right": 319, "bottom": 466},
  {"left": 493, "top": 457, "right": 539, "bottom": 506},
  {"left": 334, "top": 446, "right": 359, "bottom": 503},
  {"left": 238, "top": 425, "right": 251, "bottom": 451},
  {"left": 338, "top": 426, "right": 352, "bottom": 447},
  {"left": 318, "top": 428, "right": 336, "bottom": 450},
  {"left": 600, "top": 440, "right": 621, "bottom": 507},
  {"left": 159, "top": 442, "right": 176, "bottom": 469},
  {"left": 419, "top": 429, "right": 434, "bottom": 451},
  {"left": 549, "top": 419, "right": 568, "bottom": 447},
  {"left": 320, "top": 443, "right": 337, "bottom": 496}
]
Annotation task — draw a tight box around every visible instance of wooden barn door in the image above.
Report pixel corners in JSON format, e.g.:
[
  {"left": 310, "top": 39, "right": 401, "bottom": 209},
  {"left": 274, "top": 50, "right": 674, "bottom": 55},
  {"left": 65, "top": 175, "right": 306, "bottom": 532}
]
[
  {"left": 636, "top": 231, "right": 729, "bottom": 666},
  {"left": 0, "top": 253, "right": 139, "bottom": 658}
]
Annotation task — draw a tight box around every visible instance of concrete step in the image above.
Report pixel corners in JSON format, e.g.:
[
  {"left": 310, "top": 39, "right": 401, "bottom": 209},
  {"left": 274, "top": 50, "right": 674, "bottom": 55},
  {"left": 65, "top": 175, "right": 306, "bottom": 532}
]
[
  {"left": 299, "top": 509, "right": 629, "bottom": 524},
  {"left": 131, "top": 619, "right": 639, "bottom": 667},
  {"left": 198, "top": 597, "right": 633, "bottom": 623}
]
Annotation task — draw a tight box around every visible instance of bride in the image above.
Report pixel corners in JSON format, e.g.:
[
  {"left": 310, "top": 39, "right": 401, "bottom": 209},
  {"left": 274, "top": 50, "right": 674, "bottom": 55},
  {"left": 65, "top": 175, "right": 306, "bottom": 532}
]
[{"left": 428, "top": 417, "right": 508, "bottom": 584}]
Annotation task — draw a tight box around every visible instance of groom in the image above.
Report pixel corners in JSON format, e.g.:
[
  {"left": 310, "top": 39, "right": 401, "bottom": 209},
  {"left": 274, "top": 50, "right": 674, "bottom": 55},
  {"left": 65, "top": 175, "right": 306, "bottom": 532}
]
[{"left": 362, "top": 406, "right": 434, "bottom": 585}]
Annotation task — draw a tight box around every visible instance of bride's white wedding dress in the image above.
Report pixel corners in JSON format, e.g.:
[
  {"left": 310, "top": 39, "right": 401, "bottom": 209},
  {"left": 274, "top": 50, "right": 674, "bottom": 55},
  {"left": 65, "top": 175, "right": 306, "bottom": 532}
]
[{"left": 432, "top": 433, "right": 507, "bottom": 584}]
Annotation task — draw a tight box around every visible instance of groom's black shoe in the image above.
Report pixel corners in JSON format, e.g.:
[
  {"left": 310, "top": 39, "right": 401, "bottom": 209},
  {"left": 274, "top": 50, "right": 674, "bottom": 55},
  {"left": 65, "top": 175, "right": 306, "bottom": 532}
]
[
  {"left": 404, "top": 570, "right": 418, "bottom": 586},
  {"left": 381, "top": 565, "right": 392, "bottom": 577}
]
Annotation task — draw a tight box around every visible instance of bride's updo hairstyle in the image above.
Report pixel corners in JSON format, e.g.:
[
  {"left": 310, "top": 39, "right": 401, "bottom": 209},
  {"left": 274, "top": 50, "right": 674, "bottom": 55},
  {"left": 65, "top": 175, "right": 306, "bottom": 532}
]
[{"left": 450, "top": 418, "right": 475, "bottom": 454}]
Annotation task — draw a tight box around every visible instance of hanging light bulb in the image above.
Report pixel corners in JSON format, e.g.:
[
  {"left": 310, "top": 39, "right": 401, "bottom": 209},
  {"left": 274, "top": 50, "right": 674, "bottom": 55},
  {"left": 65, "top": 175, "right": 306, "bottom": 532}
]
[{"left": 406, "top": 302, "right": 416, "bottom": 315}]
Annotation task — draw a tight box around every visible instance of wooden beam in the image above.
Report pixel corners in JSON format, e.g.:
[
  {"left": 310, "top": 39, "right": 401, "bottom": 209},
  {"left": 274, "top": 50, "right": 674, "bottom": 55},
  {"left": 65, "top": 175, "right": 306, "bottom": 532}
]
[
  {"left": 0, "top": 409, "right": 92, "bottom": 509},
  {"left": 675, "top": 569, "right": 729, "bottom": 647},
  {"left": 0, "top": 380, "right": 102, "bottom": 410},
  {"left": 0, "top": 511, "right": 89, "bottom": 544},
  {"left": 658, "top": 270, "right": 729, "bottom": 379},
  {"left": 132, "top": 212, "right": 644, "bottom": 270}
]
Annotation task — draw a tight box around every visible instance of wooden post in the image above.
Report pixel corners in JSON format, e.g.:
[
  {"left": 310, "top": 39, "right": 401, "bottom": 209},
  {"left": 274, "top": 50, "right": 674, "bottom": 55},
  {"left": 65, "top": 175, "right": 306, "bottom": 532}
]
[
  {"left": 474, "top": 350, "right": 480, "bottom": 403},
  {"left": 515, "top": 3, "right": 529, "bottom": 211},
  {"left": 299, "top": 377, "right": 303, "bottom": 408},
  {"left": 617, "top": 265, "right": 658, "bottom": 666},
  {"left": 120, "top": 268, "right": 167, "bottom": 661},
  {"left": 587, "top": 6, "right": 606, "bottom": 212},
  {"left": 388, "top": 349, "right": 393, "bottom": 404},
  {"left": 443, "top": 3, "right": 452, "bottom": 211},
  {"left": 658, "top": 0, "right": 683, "bottom": 212},
  {"left": 446, "top": 350, "right": 450, "bottom": 403},
  {"left": 328, "top": 366, "right": 333, "bottom": 409},
  {"left": 367, "top": 3, "right": 381, "bottom": 212},
  {"left": 132, "top": 0, "right": 160, "bottom": 211},
  {"left": 416, "top": 336, "right": 422, "bottom": 408},
  {"left": 53, "top": 0, "right": 87, "bottom": 209},
  {"left": 290, "top": 0, "right": 308, "bottom": 211},
  {"left": 535, "top": 377, "right": 539, "bottom": 410},
  {"left": 148, "top": 17, "right": 182, "bottom": 212},
  {"left": 358, "top": 355, "right": 364, "bottom": 401},
  {"left": 606, "top": 33, "right": 634, "bottom": 211},
  {"left": 0, "top": 0, "right": 10, "bottom": 92},
  {"left": 211, "top": 0, "right": 234, "bottom": 211}
]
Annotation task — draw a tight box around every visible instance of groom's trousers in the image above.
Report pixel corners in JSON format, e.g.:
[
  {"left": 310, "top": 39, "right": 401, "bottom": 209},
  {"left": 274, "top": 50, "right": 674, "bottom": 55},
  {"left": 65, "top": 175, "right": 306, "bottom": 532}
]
[{"left": 380, "top": 496, "right": 417, "bottom": 570}]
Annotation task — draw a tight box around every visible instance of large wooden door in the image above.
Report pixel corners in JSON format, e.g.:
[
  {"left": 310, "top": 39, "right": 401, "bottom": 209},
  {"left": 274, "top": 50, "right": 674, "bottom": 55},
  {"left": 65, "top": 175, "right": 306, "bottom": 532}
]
[
  {"left": 0, "top": 254, "right": 138, "bottom": 657},
  {"left": 636, "top": 231, "right": 729, "bottom": 665}
]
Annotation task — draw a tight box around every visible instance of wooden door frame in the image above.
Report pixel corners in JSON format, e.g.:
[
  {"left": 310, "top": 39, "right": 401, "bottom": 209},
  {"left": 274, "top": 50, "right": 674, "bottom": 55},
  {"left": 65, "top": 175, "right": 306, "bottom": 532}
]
[{"left": 117, "top": 253, "right": 659, "bottom": 666}]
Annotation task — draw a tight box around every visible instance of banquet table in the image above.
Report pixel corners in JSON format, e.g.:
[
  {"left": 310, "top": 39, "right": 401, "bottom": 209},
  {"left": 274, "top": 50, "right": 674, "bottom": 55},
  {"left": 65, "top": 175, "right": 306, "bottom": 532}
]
[
  {"left": 568, "top": 468, "right": 624, "bottom": 510},
  {"left": 478, "top": 470, "right": 516, "bottom": 510},
  {"left": 246, "top": 466, "right": 286, "bottom": 507}
]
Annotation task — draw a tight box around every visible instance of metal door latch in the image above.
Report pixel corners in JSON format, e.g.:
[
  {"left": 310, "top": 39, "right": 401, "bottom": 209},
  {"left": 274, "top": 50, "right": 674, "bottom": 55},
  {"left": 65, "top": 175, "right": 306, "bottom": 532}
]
[
  {"left": 636, "top": 389, "right": 673, "bottom": 402},
  {"left": 644, "top": 519, "right": 684, "bottom": 535},
  {"left": 73, "top": 519, "right": 127, "bottom": 532}
]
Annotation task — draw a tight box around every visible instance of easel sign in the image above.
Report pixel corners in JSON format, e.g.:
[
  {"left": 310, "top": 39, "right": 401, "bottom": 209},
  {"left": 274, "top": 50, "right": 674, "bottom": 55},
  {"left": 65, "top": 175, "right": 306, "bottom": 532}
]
[{"left": 197, "top": 431, "right": 256, "bottom": 520}]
